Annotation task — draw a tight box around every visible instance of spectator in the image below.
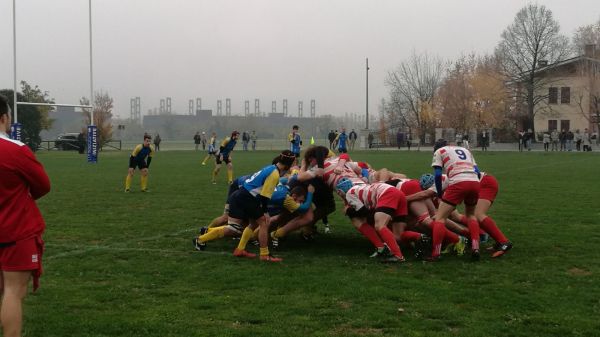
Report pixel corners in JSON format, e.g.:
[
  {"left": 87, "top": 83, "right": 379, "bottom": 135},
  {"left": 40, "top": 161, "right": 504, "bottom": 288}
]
[
  {"left": 583, "top": 128, "right": 592, "bottom": 152},
  {"left": 525, "top": 129, "right": 533, "bottom": 151},
  {"left": 348, "top": 129, "right": 357, "bottom": 150},
  {"left": 551, "top": 129, "right": 559, "bottom": 151},
  {"left": 242, "top": 131, "right": 250, "bottom": 151},
  {"left": 455, "top": 132, "right": 463, "bottom": 147},
  {"left": 336, "top": 127, "right": 348, "bottom": 153},
  {"left": 406, "top": 133, "right": 412, "bottom": 151},
  {"left": 367, "top": 133, "right": 374, "bottom": 149},
  {"left": 542, "top": 131, "right": 550, "bottom": 151},
  {"left": 333, "top": 130, "right": 340, "bottom": 149},
  {"left": 1, "top": 94, "right": 51, "bottom": 337},
  {"left": 574, "top": 129, "right": 582, "bottom": 151},
  {"left": 566, "top": 130, "right": 574, "bottom": 151},
  {"left": 559, "top": 129, "right": 567, "bottom": 151},
  {"left": 480, "top": 130, "right": 489, "bottom": 151},
  {"left": 327, "top": 130, "right": 335, "bottom": 149},
  {"left": 463, "top": 133, "right": 470, "bottom": 149},
  {"left": 201, "top": 132, "right": 207, "bottom": 150},
  {"left": 396, "top": 130, "right": 403, "bottom": 149},
  {"left": 518, "top": 130, "right": 525, "bottom": 151},
  {"left": 77, "top": 129, "right": 85, "bottom": 154},
  {"left": 153, "top": 133, "right": 162, "bottom": 151},
  {"left": 193, "top": 132, "right": 201, "bottom": 151},
  {"left": 250, "top": 130, "right": 257, "bottom": 150}
]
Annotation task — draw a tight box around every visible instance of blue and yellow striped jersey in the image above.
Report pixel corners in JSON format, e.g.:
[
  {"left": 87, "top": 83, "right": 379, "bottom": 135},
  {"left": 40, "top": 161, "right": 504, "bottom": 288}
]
[
  {"left": 288, "top": 132, "right": 301, "bottom": 153},
  {"left": 243, "top": 164, "right": 280, "bottom": 198},
  {"left": 131, "top": 144, "right": 154, "bottom": 163}
]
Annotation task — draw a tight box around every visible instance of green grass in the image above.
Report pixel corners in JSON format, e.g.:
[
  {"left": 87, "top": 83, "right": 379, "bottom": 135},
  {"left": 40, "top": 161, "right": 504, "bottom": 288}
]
[{"left": 23, "top": 148, "right": 600, "bottom": 337}]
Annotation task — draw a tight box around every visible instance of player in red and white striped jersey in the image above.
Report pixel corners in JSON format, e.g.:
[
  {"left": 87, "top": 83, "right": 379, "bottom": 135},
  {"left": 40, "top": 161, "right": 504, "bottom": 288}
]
[
  {"left": 429, "top": 139, "right": 481, "bottom": 261},
  {"left": 337, "top": 179, "right": 408, "bottom": 263}
]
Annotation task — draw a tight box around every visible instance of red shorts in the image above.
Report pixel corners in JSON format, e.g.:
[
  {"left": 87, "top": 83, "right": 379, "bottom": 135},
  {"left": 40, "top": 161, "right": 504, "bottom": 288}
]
[
  {"left": 376, "top": 188, "right": 408, "bottom": 217},
  {"left": 0, "top": 235, "right": 44, "bottom": 291},
  {"left": 478, "top": 175, "right": 498, "bottom": 202},
  {"left": 442, "top": 181, "right": 480, "bottom": 206}
]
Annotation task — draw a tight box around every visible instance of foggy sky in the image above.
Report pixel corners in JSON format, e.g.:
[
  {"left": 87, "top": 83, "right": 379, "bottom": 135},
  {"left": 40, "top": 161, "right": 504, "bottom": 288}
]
[{"left": 1, "top": 0, "right": 599, "bottom": 120}]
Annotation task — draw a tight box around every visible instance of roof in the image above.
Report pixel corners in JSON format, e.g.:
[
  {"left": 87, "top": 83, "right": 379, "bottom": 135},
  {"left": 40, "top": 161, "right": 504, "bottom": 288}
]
[{"left": 533, "top": 55, "right": 600, "bottom": 75}]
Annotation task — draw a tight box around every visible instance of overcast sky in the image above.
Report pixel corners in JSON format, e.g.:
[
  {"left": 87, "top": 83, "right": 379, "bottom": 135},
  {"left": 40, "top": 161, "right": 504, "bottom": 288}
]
[{"left": 1, "top": 0, "right": 599, "bottom": 120}]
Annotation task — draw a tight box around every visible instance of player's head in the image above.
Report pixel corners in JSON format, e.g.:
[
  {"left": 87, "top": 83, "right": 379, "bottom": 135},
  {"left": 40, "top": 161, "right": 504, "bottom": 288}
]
[
  {"left": 433, "top": 139, "right": 447, "bottom": 152},
  {"left": 303, "top": 145, "right": 329, "bottom": 167},
  {"left": 231, "top": 131, "right": 240, "bottom": 139},
  {"left": 273, "top": 149, "right": 296, "bottom": 169},
  {"left": 292, "top": 125, "right": 299, "bottom": 131},
  {"left": 289, "top": 185, "right": 307, "bottom": 204},
  {"left": 336, "top": 177, "right": 353, "bottom": 194},
  {"left": 143, "top": 134, "right": 152, "bottom": 146},
  {"left": 0, "top": 95, "right": 11, "bottom": 132},
  {"left": 419, "top": 173, "right": 435, "bottom": 190}
]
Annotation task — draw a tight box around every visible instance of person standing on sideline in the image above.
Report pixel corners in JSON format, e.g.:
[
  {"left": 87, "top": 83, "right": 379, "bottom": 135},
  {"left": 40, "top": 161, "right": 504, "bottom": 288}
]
[
  {"left": 518, "top": 130, "right": 525, "bottom": 151},
  {"left": 566, "top": 130, "right": 574, "bottom": 151},
  {"left": 348, "top": 129, "right": 357, "bottom": 150},
  {"left": 396, "top": 130, "right": 403, "bottom": 149},
  {"left": 550, "top": 129, "right": 559, "bottom": 151},
  {"left": 328, "top": 130, "right": 336, "bottom": 149},
  {"left": 525, "top": 129, "right": 533, "bottom": 151},
  {"left": 125, "top": 134, "right": 155, "bottom": 192},
  {"left": 242, "top": 131, "right": 250, "bottom": 151},
  {"left": 288, "top": 125, "right": 302, "bottom": 157},
  {"left": 406, "top": 133, "right": 412, "bottom": 151},
  {"left": 368, "top": 133, "right": 374, "bottom": 149},
  {"left": 153, "top": 134, "right": 161, "bottom": 151},
  {"left": 193, "top": 132, "right": 202, "bottom": 151},
  {"left": 583, "top": 128, "right": 592, "bottom": 152},
  {"left": 559, "top": 129, "right": 567, "bottom": 151},
  {"left": 480, "top": 130, "right": 489, "bottom": 151},
  {"left": 201, "top": 132, "right": 207, "bottom": 150},
  {"left": 77, "top": 129, "right": 86, "bottom": 154},
  {"left": 575, "top": 129, "right": 582, "bottom": 151},
  {"left": 250, "top": 130, "right": 257, "bottom": 150},
  {"left": 542, "top": 131, "right": 550, "bottom": 151},
  {"left": 0, "top": 95, "right": 51, "bottom": 337}
]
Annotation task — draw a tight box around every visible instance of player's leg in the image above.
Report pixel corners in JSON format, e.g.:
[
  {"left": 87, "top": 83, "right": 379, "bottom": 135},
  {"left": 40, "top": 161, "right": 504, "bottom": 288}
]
[
  {"left": 212, "top": 161, "right": 222, "bottom": 184},
  {"left": 271, "top": 209, "right": 314, "bottom": 242},
  {"left": 257, "top": 215, "right": 281, "bottom": 262},
  {"left": 1, "top": 271, "right": 31, "bottom": 337},
  {"left": 140, "top": 168, "right": 149, "bottom": 192},
  {"left": 373, "top": 211, "right": 404, "bottom": 262},
  {"left": 430, "top": 202, "right": 456, "bottom": 260},
  {"left": 125, "top": 167, "right": 134, "bottom": 192},
  {"left": 226, "top": 161, "right": 233, "bottom": 184},
  {"left": 475, "top": 199, "right": 511, "bottom": 257}
]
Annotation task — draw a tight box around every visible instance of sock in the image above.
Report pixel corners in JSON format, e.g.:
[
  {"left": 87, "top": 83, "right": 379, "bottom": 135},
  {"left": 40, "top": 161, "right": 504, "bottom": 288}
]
[
  {"left": 140, "top": 175, "right": 148, "bottom": 190},
  {"left": 260, "top": 247, "right": 270, "bottom": 256},
  {"left": 357, "top": 223, "right": 384, "bottom": 248},
  {"left": 236, "top": 227, "right": 254, "bottom": 250},
  {"left": 125, "top": 175, "right": 131, "bottom": 190},
  {"left": 273, "top": 227, "right": 286, "bottom": 239},
  {"left": 252, "top": 227, "right": 259, "bottom": 240},
  {"left": 212, "top": 168, "right": 219, "bottom": 181},
  {"left": 377, "top": 227, "right": 404, "bottom": 258},
  {"left": 400, "top": 231, "right": 422, "bottom": 244},
  {"left": 467, "top": 219, "right": 480, "bottom": 250},
  {"left": 208, "top": 217, "right": 224, "bottom": 228},
  {"left": 199, "top": 226, "right": 226, "bottom": 243},
  {"left": 443, "top": 229, "right": 459, "bottom": 244},
  {"left": 322, "top": 216, "right": 329, "bottom": 225},
  {"left": 202, "top": 155, "right": 209, "bottom": 164},
  {"left": 431, "top": 220, "right": 446, "bottom": 257},
  {"left": 480, "top": 217, "right": 508, "bottom": 243},
  {"left": 459, "top": 214, "right": 469, "bottom": 226},
  {"left": 227, "top": 168, "right": 233, "bottom": 183}
]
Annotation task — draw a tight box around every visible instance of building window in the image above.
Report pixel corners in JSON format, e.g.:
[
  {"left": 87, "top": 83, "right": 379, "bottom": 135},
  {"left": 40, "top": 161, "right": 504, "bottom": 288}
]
[
  {"left": 548, "top": 120, "right": 557, "bottom": 131},
  {"left": 561, "top": 87, "right": 570, "bottom": 104},
  {"left": 560, "top": 120, "right": 570, "bottom": 131},
  {"left": 548, "top": 87, "right": 558, "bottom": 104}
]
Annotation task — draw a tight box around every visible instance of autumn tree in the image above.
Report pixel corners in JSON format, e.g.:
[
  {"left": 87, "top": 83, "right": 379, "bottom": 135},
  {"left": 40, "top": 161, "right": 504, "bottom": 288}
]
[
  {"left": 573, "top": 17, "right": 600, "bottom": 55},
  {"left": 495, "top": 4, "right": 570, "bottom": 134},
  {"left": 385, "top": 50, "right": 446, "bottom": 147},
  {"left": 80, "top": 91, "right": 114, "bottom": 146},
  {"left": 0, "top": 81, "right": 54, "bottom": 151}
]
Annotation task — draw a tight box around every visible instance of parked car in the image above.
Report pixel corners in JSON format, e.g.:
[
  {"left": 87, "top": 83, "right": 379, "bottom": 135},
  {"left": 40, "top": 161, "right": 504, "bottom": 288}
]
[{"left": 55, "top": 133, "right": 81, "bottom": 151}]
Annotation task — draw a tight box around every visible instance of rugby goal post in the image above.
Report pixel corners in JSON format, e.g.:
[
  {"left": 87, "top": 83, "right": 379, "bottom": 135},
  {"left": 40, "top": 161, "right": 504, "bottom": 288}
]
[{"left": 11, "top": 0, "right": 98, "bottom": 163}]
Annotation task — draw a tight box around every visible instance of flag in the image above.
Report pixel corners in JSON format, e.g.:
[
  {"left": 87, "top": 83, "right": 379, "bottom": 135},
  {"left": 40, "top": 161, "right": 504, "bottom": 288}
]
[{"left": 310, "top": 136, "right": 315, "bottom": 145}]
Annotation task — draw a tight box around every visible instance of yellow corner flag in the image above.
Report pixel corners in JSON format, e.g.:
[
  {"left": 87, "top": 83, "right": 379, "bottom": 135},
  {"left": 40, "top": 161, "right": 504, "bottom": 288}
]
[{"left": 310, "top": 136, "right": 315, "bottom": 145}]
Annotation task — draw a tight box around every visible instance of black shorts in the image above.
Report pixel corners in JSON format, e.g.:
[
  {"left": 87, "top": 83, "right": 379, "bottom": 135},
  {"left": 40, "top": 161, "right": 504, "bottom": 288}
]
[
  {"left": 228, "top": 189, "right": 264, "bottom": 220},
  {"left": 310, "top": 178, "right": 336, "bottom": 214},
  {"left": 226, "top": 182, "right": 241, "bottom": 203},
  {"left": 216, "top": 155, "right": 231, "bottom": 165},
  {"left": 338, "top": 148, "right": 347, "bottom": 153},
  {"left": 129, "top": 157, "right": 148, "bottom": 170}
]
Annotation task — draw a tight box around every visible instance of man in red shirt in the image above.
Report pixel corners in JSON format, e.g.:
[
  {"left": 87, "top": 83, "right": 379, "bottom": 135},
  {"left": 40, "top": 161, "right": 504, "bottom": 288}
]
[{"left": 0, "top": 95, "right": 51, "bottom": 337}]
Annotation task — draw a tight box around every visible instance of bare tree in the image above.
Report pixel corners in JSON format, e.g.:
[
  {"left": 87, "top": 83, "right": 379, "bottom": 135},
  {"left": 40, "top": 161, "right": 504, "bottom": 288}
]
[
  {"left": 574, "top": 59, "right": 600, "bottom": 136},
  {"left": 80, "top": 91, "right": 114, "bottom": 146},
  {"left": 573, "top": 17, "right": 600, "bottom": 55},
  {"left": 385, "top": 50, "right": 446, "bottom": 148},
  {"left": 495, "top": 4, "right": 570, "bottom": 134}
]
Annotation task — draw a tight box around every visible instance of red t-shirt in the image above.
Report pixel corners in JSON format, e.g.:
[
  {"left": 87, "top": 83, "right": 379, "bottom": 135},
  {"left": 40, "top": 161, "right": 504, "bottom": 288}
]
[{"left": 0, "top": 134, "right": 51, "bottom": 243}]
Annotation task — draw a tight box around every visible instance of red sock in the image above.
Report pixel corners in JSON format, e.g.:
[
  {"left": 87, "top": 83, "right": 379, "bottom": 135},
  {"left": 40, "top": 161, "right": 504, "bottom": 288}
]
[
  {"left": 431, "top": 220, "right": 446, "bottom": 257},
  {"left": 480, "top": 217, "right": 508, "bottom": 243},
  {"left": 400, "top": 231, "right": 422, "bottom": 244},
  {"left": 443, "top": 229, "right": 459, "bottom": 244},
  {"left": 377, "top": 226, "right": 404, "bottom": 258},
  {"left": 467, "top": 219, "right": 480, "bottom": 250},
  {"left": 357, "top": 223, "right": 384, "bottom": 248},
  {"left": 459, "top": 214, "right": 469, "bottom": 226}
]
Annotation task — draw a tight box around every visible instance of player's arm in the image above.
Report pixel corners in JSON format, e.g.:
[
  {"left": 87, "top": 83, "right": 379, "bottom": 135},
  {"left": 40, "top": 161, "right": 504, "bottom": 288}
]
[
  {"left": 288, "top": 133, "right": 294, "bottom": 143},
  {"left": 16, "top": 146, "right": 51, "bottom": 200},
  {"left": 219, "top": 137, "right": 230, "bottom": 152},
  {"left": 131, "top": 144, "right": 142, "bottom": 157},
  {"left": 406, "top": 189, "right": 436, "bottom": 202},
  {"left": 433, "top": 166, "right": 443, "bottom": 198}
]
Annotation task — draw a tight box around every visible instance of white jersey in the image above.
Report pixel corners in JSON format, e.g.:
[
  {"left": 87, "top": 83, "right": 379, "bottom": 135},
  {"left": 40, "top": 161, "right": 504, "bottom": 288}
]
[
  {"left": 432, "top": 146, "right": 478, "bottom": 184},
  {"left": 427, "top": 174, "right": 449, "bottom": 193},
  {"left": 307, "top": 157, "right": 365, "bottom": 190},
  {"left": 345, "top": 182, "right": 393, "bottom": 211}
]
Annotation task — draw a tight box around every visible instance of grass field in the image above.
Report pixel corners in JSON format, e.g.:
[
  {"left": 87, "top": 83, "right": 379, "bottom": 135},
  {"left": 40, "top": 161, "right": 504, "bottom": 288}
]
[{"left": 23, "top": 147, "right": 600, "bottom": 337}]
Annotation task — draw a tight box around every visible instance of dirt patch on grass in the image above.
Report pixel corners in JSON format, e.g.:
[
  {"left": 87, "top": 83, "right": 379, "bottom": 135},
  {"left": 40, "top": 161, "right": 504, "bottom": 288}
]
[
  {"left": 331, "top": 324, "right": 384, "bottom": 336},
  {"left": 568, "top": 267, "right": 592, "bottom": 276}
]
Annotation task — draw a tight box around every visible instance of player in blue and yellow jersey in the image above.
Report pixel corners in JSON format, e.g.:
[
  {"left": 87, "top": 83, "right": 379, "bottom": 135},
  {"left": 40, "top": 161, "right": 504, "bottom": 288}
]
[
  {"left": 229, "top": 150, "right": 296, "bottom": 262},
  {"left": 125, "top": 134, "right": 154, "bottom": 192},
  {"left": 335, "top": 127, "right": 348, "bottom": 153},
  {"left": 212, "top": 131, "right": 239, "bottom": 184},
  {"left": 288, "top": 125, "right": 302, "bottom": 157},
  {"left": 201, "top": 132, "right": 217, "bottom": 165}
]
